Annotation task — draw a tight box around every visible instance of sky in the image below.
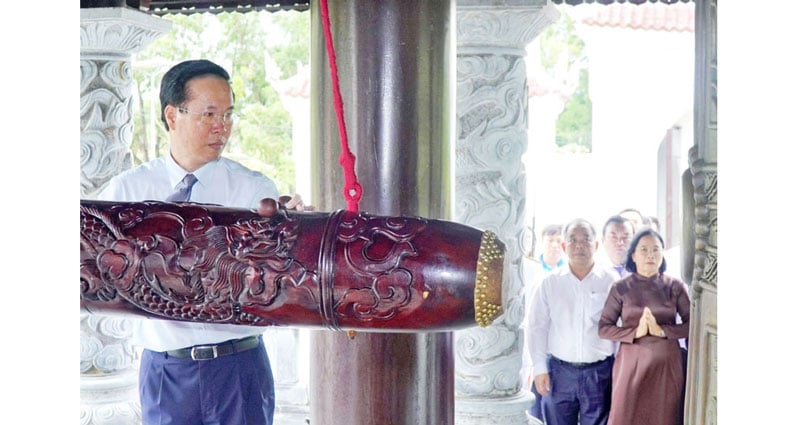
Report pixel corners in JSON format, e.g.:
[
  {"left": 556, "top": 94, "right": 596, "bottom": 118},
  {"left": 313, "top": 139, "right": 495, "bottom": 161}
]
[{"left": 4, "top": 1, "right": 799, "bottom": 423}]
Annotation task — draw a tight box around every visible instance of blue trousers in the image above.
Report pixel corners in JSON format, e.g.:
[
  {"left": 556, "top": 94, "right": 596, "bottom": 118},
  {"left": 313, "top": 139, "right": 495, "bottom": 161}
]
[
  {"left": 139, "top": 336, "right": 275, "bottom": 425},
  {"left": 540, "top": 355, "right": 613, "bottom": 425}
]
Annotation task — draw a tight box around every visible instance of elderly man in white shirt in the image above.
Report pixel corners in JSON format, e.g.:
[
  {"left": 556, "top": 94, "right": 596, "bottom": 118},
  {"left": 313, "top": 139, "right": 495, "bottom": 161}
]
[{"left": 527, "top": 218, "right": 617, "bottom": 425}]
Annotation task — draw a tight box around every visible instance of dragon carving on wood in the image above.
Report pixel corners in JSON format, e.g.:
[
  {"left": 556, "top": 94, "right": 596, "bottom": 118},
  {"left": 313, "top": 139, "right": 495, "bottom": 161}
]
[{"left": 80, "top": 199, "right": 505, "bottom": 331}]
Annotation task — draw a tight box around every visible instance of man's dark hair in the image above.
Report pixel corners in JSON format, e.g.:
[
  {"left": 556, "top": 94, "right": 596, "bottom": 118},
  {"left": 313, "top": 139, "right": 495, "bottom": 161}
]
[
  {"left": 602, "top": 215, "right": 632, "bottom": 237},
  {"left": 159, "top": 59, "right": 232, "bottom": 131},
  {"left": 541, "top": 224, "right": 563, "bottom": 238}
]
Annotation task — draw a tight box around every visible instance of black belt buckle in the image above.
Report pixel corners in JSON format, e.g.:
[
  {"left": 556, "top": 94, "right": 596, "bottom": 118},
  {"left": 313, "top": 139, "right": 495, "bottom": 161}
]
[
  {"left": 165, "top": 336, "right": 258, "bottom": 360},
  {"left": 553, "top": 355, "right": 605, "bottom": 369},
  {"left": 190, "top": 344, "right": 219, "bottom": 361}
]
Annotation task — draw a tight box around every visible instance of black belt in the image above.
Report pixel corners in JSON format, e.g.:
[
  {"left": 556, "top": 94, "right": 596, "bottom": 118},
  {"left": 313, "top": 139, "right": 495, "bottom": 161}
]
[
  {"left": 164, "top": 335, "right": 261, "bottom": 361},
  {"left": 551, "top": 355, "right": 611, "bottom": 369}
]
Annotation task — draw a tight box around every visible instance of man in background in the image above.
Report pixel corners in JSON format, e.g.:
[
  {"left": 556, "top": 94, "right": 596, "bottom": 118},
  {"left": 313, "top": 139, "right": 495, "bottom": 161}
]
[
  {"left": 618, "top": 208, "right": 650, "bottom": 233},
  {"left": 599, "top": 215, "right": 634, "bottom": 280},
  {"left": 522, "top": 224, "right": 565, "bottom": 422}
]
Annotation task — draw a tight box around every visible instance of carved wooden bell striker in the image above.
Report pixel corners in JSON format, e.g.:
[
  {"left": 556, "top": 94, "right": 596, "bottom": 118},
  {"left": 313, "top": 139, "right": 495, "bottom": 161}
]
[{"left": 80, "top": 199, "right": 505, "bottom": 332}]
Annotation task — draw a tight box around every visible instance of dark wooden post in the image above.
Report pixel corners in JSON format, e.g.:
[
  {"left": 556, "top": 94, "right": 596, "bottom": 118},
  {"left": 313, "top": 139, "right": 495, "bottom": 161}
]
[{"left": 309, "top": 1, "right": 455, "bottom": 424}]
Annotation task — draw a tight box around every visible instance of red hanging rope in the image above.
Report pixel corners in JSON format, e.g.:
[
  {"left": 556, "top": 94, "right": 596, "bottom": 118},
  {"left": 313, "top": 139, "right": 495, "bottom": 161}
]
[{"left": 319, "top": 0, "right": 362, "bottom": 212}]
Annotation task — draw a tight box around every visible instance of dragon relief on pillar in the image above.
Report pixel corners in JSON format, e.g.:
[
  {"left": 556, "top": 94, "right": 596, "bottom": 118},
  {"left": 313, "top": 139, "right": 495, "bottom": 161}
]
[
  {"left": 457, "top": 55, "right": 528, "bottom": 162},
  {"left": 81, "top": 202, "right": 317, "bottom": 325},
  {"left": 454, "top": 56, "right": 528, "bottom": 394},
  {"left": 80, "top": 60, "right": 134, "bottom": 198},
  {"left": 455, "top": 52, "right": 528, "bottom": 319},
  {"left": 455, "top": 52, "right": 527, "bottom": 229}
]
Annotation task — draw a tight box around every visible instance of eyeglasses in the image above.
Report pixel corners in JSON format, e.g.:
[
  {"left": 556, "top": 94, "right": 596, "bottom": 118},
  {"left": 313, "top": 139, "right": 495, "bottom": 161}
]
[{"left": 178, "top": 107, "right": 238, "bottom": 126}]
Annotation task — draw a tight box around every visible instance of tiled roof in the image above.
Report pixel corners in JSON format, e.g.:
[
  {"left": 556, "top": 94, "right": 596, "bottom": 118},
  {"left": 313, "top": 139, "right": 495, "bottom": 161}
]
[
  {"left": 86, "top": 1, "right": 693, "bottom": 18},
  {"left": 81, "top": 1, "right": 310, "bottom": 15},
  {"left": 582, "top": 2, "right": 694, "bottom": 32}
]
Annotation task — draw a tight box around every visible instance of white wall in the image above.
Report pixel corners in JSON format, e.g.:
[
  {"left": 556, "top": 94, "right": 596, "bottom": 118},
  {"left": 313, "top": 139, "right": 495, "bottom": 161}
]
[{"left": 524, "top": 5, "right": 695, "bottom": 244}]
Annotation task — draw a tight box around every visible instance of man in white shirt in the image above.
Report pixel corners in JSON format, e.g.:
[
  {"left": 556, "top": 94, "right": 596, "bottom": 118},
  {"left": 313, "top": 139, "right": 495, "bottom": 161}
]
[
  {"left": 97, "top": 59, "right": 302, "bottom": 425},
  {"left": 527, "top": 218, "right": 616, "bottom": 425}
]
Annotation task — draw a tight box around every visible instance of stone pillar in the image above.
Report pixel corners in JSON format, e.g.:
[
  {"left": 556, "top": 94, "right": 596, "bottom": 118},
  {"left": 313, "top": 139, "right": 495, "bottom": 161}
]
[
  {"left": 454, "top": 2, "right": 558, "bottom": 424},
  {"left": 265, "top": 328, "right": 310, "bottom": 424},
  {"left": 684, "top": 0, "right": 717, "bottom": 424},
  {"left": 80, "top": 7, "right": 171, "bottom": 424},
  {"left": 309, "top": 1, "right": 454, "bottom": 424}
]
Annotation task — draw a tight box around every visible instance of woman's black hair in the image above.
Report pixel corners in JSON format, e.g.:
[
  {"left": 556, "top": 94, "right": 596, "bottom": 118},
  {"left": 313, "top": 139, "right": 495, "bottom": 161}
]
[{"left": 624, "top": 228, "right": 667, "bottom": 274}]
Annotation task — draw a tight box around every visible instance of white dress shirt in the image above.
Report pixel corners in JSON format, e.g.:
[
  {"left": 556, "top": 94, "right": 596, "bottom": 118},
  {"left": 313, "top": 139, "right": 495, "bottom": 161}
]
[
  {"left": 528, "top": 264, "right": 617, "bottom": 376},
  {"left": 96, "top": 154, "right": 280, "bottom": 351}
]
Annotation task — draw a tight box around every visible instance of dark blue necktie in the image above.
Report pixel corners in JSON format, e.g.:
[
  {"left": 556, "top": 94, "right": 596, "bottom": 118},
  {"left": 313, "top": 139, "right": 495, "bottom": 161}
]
[{"left": 165, "top": 174, "right": 198, "bottom": 202}]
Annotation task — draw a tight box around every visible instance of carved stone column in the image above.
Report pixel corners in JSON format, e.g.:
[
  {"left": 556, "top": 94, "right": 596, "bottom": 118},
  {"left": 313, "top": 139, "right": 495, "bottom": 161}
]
[
  {"left": 684, "top": 0, "right": 717, "bottom": 424},
  {"left": 264, "top": 328, "right": 308, "bottom": 424},
  {"left": 80, "top": 7, "right": 171, "bottom": 424},
  {"left": 454, "top": 2, "right": 558, "bottom": 424}
]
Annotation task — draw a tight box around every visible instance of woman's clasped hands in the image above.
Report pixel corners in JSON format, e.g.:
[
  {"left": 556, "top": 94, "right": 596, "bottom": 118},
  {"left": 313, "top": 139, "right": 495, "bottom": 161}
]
[{"left": 635, "top": 307, "right": 666, "bottom": 339}]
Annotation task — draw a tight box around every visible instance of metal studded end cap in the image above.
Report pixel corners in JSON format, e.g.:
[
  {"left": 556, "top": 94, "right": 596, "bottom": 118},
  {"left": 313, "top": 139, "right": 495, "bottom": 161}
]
[{"left": 474, "top": 231, "right": 504, "bottom": 327}]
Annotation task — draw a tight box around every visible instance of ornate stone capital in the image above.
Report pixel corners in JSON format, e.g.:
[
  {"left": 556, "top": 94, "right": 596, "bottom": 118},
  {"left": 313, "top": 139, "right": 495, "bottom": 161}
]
[
  {"left": 457, "top": 0, "right": 559, "bottom": 53},
  {"left": 80, "top": 8, "right": 170, "bottom": 198},
  {"left": 80, "top": 7, "right": 172, "bottom": 60}
]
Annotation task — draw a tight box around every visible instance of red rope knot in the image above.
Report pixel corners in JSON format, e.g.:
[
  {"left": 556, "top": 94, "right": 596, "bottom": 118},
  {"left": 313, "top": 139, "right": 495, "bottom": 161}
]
[{"left": 321, "top": 0, "right": 362, "bottom": 213}]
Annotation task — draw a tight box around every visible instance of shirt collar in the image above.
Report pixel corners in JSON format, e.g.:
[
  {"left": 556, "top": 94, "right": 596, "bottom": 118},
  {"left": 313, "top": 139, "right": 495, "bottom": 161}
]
[
  {"left": 558, "top": 261, "right": 606, "bottom": 280},
  {"left": 539, "top": 254, "right": 565, "bottom": 272},
  {"left": 165, "top": 154, "right": 220, "bottom": 190}
]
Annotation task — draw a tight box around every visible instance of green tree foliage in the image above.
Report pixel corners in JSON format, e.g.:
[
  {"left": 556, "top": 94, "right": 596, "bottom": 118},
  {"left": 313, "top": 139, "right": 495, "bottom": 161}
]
[
  {"left": 130, "top": 11, "right": 309, "bottom": 193},
  {"left": 539, "top": 11, "right": 586, "bottom": 73},
  {"left": 556, "top": 69, "right": 591, "bottom": 152},
  {"left": 268, "top": 12, "right": 311, "bottom": 79},
  {"left": 538, "top": 9, "right": 592, "bottom": 153}
]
